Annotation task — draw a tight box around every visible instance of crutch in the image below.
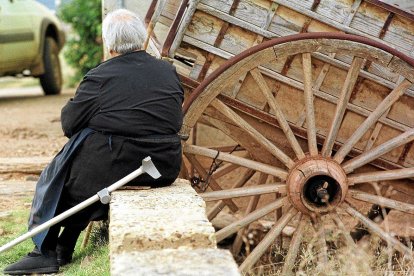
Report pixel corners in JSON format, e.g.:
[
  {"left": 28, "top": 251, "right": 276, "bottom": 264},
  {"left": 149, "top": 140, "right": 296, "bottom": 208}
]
[{"left": 0, "top": 156, "right": 161, "bottom": 254}]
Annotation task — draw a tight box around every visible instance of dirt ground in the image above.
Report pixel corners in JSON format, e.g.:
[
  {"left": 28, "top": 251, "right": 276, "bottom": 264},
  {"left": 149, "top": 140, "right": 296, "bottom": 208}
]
[{"left": 0, "top": 88, "right": 75, "bottom": 211}]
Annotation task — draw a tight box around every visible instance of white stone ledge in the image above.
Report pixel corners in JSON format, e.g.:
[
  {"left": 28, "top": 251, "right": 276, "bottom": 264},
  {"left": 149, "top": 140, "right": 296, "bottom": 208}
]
[
  {"left": 110, "top": 178, "right": 240, "bottom": 276},
  {"left": 110, "top": 179, "right": 216, "bottom": 255},
  {"left": 111, "top": 249, "right": 241, "bottom": 276}
]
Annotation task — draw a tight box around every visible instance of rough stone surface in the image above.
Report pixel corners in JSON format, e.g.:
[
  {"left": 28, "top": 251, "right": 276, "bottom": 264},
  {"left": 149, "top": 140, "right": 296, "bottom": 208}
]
[
  {"left": 111, "top": 249, "right": 241, "bottom": 276},
  {"left": 109, "top": 179, "right": 216, "bottom": 255}
]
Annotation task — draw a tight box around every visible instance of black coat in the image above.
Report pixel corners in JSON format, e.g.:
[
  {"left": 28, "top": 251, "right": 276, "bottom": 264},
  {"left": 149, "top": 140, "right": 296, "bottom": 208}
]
[{"left": 57, "top": 51, "right": 184, "bottom": 225}]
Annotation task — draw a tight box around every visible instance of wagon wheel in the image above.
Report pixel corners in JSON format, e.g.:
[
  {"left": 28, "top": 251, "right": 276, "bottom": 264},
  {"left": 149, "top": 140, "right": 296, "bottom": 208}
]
[{"left": 180, "top": 33, "right": 414, "bottom": 273}]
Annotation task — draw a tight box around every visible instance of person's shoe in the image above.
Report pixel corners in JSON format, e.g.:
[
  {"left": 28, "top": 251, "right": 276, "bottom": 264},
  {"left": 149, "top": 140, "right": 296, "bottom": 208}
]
[
  {"left": 56, "top": 244, "right": 73, "bottom": 266},
  {"left": 3, "top": 249, "right": 59, "bottom": 275}
]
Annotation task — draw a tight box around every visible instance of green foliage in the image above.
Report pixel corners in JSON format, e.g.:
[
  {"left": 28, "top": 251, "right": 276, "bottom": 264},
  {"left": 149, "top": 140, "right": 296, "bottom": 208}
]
[{"left": 58, "top": 0, "right": 103, "bottom": 84}]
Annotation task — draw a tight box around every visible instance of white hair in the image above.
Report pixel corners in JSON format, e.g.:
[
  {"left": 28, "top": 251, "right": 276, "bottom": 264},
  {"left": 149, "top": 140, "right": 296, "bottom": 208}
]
[{"left": 102, "top": 9, "right": 147, "bottom": 54}]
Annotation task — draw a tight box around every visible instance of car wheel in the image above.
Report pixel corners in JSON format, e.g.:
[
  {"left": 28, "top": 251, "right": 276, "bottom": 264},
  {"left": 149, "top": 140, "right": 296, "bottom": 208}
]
[{"left": 40, "top": 37, "right": 62, "bottom": 95}]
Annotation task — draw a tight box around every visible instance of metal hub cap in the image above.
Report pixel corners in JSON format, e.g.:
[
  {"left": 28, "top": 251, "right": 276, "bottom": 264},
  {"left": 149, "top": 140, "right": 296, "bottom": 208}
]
[{"left": 287, "top": 157, "right": 348, "bottom": 215}]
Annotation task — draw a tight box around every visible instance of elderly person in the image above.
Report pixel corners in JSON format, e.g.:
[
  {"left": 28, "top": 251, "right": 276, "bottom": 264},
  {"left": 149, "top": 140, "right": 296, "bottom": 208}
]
[{"left": 4, "top": 9, "right": 183, "bottom": 275}]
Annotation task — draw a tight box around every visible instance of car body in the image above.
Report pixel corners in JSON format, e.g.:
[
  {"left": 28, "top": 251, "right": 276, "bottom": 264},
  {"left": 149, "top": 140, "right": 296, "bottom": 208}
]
[{"left": 0, "top": 0, "right": 65, "bottom": 94}]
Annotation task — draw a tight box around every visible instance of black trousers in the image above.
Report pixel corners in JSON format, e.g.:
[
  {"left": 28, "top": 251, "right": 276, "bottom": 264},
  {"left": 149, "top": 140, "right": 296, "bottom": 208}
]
[{"left": 42, "top": 222, "right": 88, "bottom": 254}]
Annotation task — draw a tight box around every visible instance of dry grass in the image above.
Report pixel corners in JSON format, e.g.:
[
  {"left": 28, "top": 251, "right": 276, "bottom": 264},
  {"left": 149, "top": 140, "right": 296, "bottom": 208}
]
[{"left": 235, "top": 223, "right": 414, "bottom": 275}]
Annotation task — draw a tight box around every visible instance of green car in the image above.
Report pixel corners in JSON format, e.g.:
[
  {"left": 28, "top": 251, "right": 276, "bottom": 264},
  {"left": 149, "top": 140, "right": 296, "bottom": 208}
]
[{"left": 0, "top": 0, "right": 65, "bottom": 95}]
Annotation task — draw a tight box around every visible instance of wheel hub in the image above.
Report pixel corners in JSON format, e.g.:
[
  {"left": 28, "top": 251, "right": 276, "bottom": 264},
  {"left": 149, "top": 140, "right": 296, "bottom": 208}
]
[{"left": 286, "top": 157, "right": 348, "bottom": 215}]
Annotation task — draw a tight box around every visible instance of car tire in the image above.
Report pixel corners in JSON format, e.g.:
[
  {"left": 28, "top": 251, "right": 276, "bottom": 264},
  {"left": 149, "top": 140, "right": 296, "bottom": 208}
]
[{"left": 40, "top": 37, "right": 62, "bottom": 95}]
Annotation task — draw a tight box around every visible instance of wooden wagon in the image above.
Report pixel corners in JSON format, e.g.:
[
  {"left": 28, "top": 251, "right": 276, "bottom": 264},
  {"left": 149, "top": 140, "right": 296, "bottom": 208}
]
[{"left": 138, "top": 0, "right": 414, "bottom": 273}]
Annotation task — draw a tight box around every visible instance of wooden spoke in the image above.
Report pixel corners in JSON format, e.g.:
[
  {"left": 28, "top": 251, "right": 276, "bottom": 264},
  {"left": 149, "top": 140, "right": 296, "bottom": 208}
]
[
  {"left": 201, "top": 183, "right": 286, "bottom": 201},
  {"left": 216, "top": 197, "right": 289, "bottom": 242},
  {"left": 207, "top": 145, "right": 244, "bottom": 152},
  {"left": 239, "top": 207, "right": 298, "bottom": 272},
  {"left": 342, "top": 128, "right": 414, "bottom": 173},
  {"left": 348, "top": 167, "right": 414, "bottom": 184},
  {"left": 348, "top": 189, "right": 414, "bottom": 215},
  {"left": 321, "top": 57, "right": 364, "bottom": 157},
  {"left": 207, "top": 201, "right": 225, "bottom": 221},
  {"left": 312, "top": 218, "right": 328, "bottom": 265},
  {"left": 232, "top": 173, "right": 269, "bottom": 255},
  {"left": 179, "top": 158, "right": 190, "bottom": 179},
  {"left": 206, "top": 169, "right": 256, "bottom": 220},
  {"left": 184, "top": 153, "right": 239, "bottom": 212},
  {"left": 334, "top": 79, "right": 412, "bottom": 163},
  {"left": 184, "top": 144, "right": 288, "bottom": 180},
  {"left": 282, "top": 213, "right": 307, "bottom": 276},
  {"left": 250, "top": 68, "right": 305, "bottom": 159},
  {"left": 342, "top": 202, "right": 413, "bottom": 257},
  {"left": 212, "top": 163, "right": 240, "bottom": 179},
  {"left": 364, "top": 107, "right": 391, "bottom": 151},
  {"left": 330, "top": 213, "right": 356, "bottom": 248},
  {"left": 302, "top": 53, "right": 318, "bottom": 156},
  {"left": 211, "top": 98, "right": 295, "bottom": 168}
]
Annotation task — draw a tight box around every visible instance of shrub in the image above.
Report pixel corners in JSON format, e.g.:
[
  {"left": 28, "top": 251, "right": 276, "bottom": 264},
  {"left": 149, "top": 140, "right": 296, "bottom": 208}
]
[{"left": 58, "top": 0, "right": 103, "bottom": 84}]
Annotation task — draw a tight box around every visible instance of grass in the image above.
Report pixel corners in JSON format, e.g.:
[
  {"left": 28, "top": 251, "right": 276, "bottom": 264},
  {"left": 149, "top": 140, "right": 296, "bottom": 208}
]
[
  {"left": 0, "top": 197, "right": 109, "bottom": 275},
  {"left": 241, "top": 225, "right": 414, "bottom": 276}
]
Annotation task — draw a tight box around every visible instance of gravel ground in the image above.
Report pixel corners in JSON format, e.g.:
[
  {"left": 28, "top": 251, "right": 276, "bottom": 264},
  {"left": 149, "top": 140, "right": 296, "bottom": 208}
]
[{"left": 0, "top": 88, "right": 75, "bottom": 210}]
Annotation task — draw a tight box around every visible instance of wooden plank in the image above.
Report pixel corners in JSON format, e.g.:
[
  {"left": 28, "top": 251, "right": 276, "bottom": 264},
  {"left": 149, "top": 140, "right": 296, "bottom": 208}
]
[
  {"left": 315, "top": 0, "right": 353, "bottom": 24},
  {"left": 219, "top": 24, "right": 258, "bottom": 55},
  {"left": 350, "top": 1, "right": 389, "bottom": 37},
  {"left": 233, "top": 0, "right": 272, "bottom": 27},
  {"left": 0, "top": 157, "right": 51, "bottom": 174},
  {"left": 343, "top": 0, "right": 362, "bottom": 26},
  {"left": 367, "top": 62, "right": 400, "bottom": 83},
  {"left": 200, "top": 0, "right": 233, "bottom": 14},
  {"left": 273, "top": 0, "right": 381, "bottom": 42},
  {"left": 268, "top": 6, "right": 307, "bottom": 37},
  {"left": 197, "top": 3, "right": 274, "bottom": 40},
  {"left": 383, "top": 14, "right": 414, "bottom": 53},
  {"left": 293, "top": 0, "right": 313, "bottom": 10},
  {"left": 388, "top": 56, "right": 414, "bottom": 83},
  {"left": 185, "top": 10, "right": 223, "bottom": 46},
  {"left": 169, "top": 0, "right": 202, "bottom": 57}
]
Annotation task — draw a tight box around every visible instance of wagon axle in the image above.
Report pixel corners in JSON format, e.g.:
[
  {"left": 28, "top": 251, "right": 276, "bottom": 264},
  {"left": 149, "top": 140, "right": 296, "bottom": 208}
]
[
  {"left": 287, "top": 157, "right": 348, "bottom": 215},
  {"left": 304, "top": 177, "right": 338, "bottom": 205}
]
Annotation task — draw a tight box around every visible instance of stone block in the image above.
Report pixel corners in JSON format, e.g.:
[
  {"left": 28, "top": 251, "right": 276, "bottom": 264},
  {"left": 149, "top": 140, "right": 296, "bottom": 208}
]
[
  {"left": 110, "top": 179, "right": 216, "bottom": 255},
  {"left": 111, "top": 249, "right": 241, "bottom": 276}
]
